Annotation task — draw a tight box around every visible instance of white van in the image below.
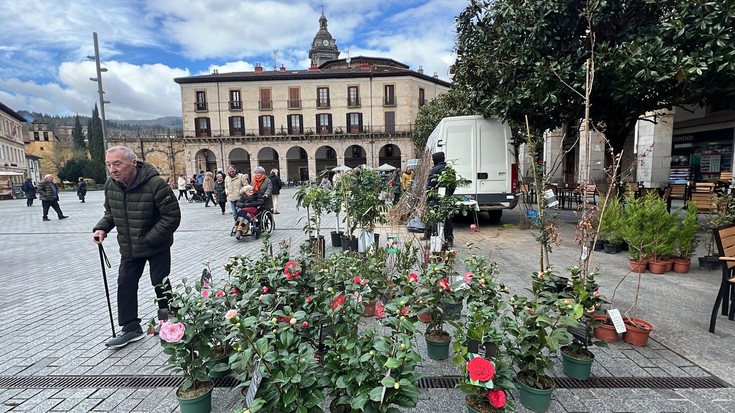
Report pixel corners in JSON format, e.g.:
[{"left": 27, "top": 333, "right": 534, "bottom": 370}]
[{"left": 425, "top": 115, "right": 518, "bottom": 221}]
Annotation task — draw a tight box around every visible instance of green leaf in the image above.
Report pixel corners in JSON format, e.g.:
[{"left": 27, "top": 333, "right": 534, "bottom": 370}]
[{"left": 384, "top": 357, "right": 401, "bottom": 369}]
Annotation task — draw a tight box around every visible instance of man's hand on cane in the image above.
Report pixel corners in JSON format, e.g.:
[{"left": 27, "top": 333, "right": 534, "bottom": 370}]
[{"left": 93, "top": 230, "right": 107, "bottom": 244}]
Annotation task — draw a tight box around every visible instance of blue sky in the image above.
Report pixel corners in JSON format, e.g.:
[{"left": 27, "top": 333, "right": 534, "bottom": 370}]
[{"left": 0, "top": 0, "right": 465, "bottom": 121}]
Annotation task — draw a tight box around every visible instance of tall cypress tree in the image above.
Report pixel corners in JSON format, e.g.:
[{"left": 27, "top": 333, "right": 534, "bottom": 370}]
[
  {"left": 88, "top": 104, "right": 105, "bottom": 163},
  {"left": 71, "top": 114, "right": 86, "bottom": 151}
]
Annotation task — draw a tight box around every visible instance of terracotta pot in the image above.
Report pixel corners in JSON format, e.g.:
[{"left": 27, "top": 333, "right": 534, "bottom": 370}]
[
  {"left": 673, "top": 258, "right": 691, "bottom": 273},
  {"left": 622, "top": 317, "right": 653, "bottom": 346},
  {"left": 662, "top": 259, "right": 674, "bottom": 272},
  {"left": 592, "top": 315, "right": 617, "bottom": 343},
  {"left": 648, "top": 260, "right": 666, "bottom": 274},
  {"left": 628, "top": 259, "right": 648, "bottom": 273}
]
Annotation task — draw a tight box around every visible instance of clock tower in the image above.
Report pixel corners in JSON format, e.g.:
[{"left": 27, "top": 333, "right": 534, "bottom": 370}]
[{"left": 309, "top": 13, "right": 339, "bottom": 67}]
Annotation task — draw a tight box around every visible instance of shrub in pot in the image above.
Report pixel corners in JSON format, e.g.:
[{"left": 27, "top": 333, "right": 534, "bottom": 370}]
[{"left": 674, "top": 204, "right": 699, "bottom": 273}]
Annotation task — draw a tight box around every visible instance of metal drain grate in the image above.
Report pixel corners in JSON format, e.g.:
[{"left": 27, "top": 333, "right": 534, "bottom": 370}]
[
  {"left": 0, "top": 375, "right": 238, "bottom": 389},
  {"left": 0, "top": 375, "right": 728, "bottom": 390}
]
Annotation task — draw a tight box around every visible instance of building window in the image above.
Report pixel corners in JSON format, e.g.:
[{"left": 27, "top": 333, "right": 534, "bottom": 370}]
[
  {"left": 346, "top": 112, "right": 363, "bottom": 134},
  {"left": 326, "top": 147, "right": 335, "bottom": 159},
  {"left": 229, "top": 116, "right": 244, "bottom": 136},
  {"left": 385, "top": 144, "right": 394, "bottom": 158},
  {"left": 317, "top": 87, "right": 330, "bottom": 108},
  {"left": 316, "top": 113, "right": 332, "bottom": 134},
  {"left": 33, "top": 132, "right": 39, "bottom": 141},
  {"left": 230, "top": 90, "right": 242, "bottom": 110},
  {"left": 43, "top": 132, "right": 48, "bottom": 141},
  {"left": 259, "top": 115, "right": 274, "bottom": 136},
  {"left": 347, "top": 86, "right": 360, "bottom": 107},
  {"left": 288, "top": 114, "right": 303, "bottom": 135},
  {"left": 384, "top": 85, "right": 395, "bottom": 106},
  {"left": 195, "top": 117, "right": 211, "bottom": 137},
  {"left": 384, "top": 111, "right": 395, "bottom": 133},
  {"left": 288, "top": 87, "right": 301, "bottom": 109},
  {"left": 419, "top": 88, "right": 425, "bottom": 107},
  {"left": 259, "top": 88, "right": 272, "bottom": 110},
  {"left": 195, "top": 91, "right": 207, "bottom": 111}
]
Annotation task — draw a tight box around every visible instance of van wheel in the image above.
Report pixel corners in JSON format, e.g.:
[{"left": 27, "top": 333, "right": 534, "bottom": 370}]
[{"left": 486, "top": 210, "right": 503, "bottom": 223}]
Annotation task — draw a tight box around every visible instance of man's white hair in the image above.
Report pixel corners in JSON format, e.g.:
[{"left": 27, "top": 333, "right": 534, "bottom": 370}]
[{"left": 107, "top": 146, "right": 137, "bottom": 161}]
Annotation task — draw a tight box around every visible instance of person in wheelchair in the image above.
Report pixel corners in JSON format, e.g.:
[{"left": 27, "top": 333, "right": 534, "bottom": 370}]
[{"left": 235, "top": 185, "right": 263, "bottom": 226}]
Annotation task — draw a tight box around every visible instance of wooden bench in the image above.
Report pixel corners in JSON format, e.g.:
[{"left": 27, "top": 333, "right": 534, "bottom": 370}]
[
  {"left": 689, "top": 192, "right": 716, "bottom": 213},
  {"left": 711, "top": 224, "right": 735, "bottom": 333},
  {"left": 669, "top": 183, "right": 688, "bottom": 201}
]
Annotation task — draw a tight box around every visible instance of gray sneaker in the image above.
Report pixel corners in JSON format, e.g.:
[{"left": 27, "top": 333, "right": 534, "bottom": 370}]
[{"left": 105, "top": 328, "right": 145, "bottom": 349}]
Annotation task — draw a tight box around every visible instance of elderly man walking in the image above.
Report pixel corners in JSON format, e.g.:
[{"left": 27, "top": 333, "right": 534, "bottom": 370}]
[
  {"left": 37, "top": 174, "right": 68, "bottom": 221},
  {"left": 92, "top": 146, "right": 181, "bottom": 349}
]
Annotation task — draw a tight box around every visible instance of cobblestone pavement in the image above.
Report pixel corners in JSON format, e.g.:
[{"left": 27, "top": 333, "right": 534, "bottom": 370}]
[{"left": 0, "top": 189, "right": 734, "bottom": 412}]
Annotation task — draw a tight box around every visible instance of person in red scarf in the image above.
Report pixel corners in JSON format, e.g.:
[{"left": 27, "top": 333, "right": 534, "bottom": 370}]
[{"left": 251, "top": 166, "right": 273, "bottom": 211}]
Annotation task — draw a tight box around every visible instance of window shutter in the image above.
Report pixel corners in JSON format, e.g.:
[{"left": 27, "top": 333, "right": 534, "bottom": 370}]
[
  {"left": 258, "top": 116, "right": 264, "bottom": 135},
  {"left": 327, "top": 114, "right": 332, "bottom": 133},
  {"left": 358, "top": 113, "right": 363, "bottom": 132},
  {"left": 269, "top": 116, "right": 275, "bottom": 134},
  {"left": 316, "top": 114, "right": 320, "bottom": 130},
  {"left": 346, "top": 113, "right": 350, "bottom": 130},
  {"left": 299, "top": 115, "right": 303, "bottom": 133}
]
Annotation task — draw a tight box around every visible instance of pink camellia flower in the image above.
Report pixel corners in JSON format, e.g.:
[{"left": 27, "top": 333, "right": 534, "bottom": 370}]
[
  {"left": 467, "top": 357, "right": 495, "bottom": 381},
  {"left": 488, "top": 389, "right": 506, "bottom": 408},
  {"left": 331, "top": 294, "right": 345, "bottom": 310},
  {"left": 225, "top": 309, "right": 237, "bottom": 319},
  {"left": 289, "top": 318, "right": 297, "bottom": 325},
  {"left": 375, "top": 301, "right": 385, "bottom": 319},
  {"left": 305, "top": 296, "right": 312, "bottom": 303},
  {"left": 159, "top": 321, "right": 185, "bottom": 343},
  {"left": 202, "top": 290, "right": 210, "bottom": 298},
  {"left": 202, "top": 281, "right": 209, "bottom": 288},
  {"left": 262, "top": 286, "right": 270, "bottom": 294},
  {"left": 302, "top": 321, "right": 308, "bottom": 328},
  {"left": 401, "top": 307, "right": 409, "bottom": 316},
  {"left": 593, "top": 290, "right": 600, "bottom": 297},
  {"left": 353, "top": 276, "right": 362, "bottom": 284},
  {"left": 283, "top": 261, "right": 300, "bottom": 280},
  {"left": 351, "top": 291, "right": 363, "bottom": 302},
  {"left": 215, "top": 291, "right": 225, "bottom": 298},
  {"left": 231, "top": 288, "right": 240, "bottom": 295},
  {"left": 437, "top": 279, "right": 451, "bottom": 292},
  {"left": 538, "top": 273, "right": 545, "bottom": 280},
  {"left": 463, "top": 272, "right": 474, "bottom": 283},
  {"left": 408, "top": 273, "right": 418, "bottom": 283}
]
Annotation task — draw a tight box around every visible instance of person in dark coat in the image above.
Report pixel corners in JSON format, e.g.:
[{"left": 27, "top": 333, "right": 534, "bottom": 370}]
[
  {"left": 21, "top": 178, "right": 36, "bottom": 207},
  {"left": 268, "top": 168, "right": 283, "bottom": 214},
  {"left": 235, "top": 185, "right": 264, "bottom": 223},
  {"left": 37, "top": 174, "right": 68, "bottom": 221},
  {"left": 92, "top": 146, "right": 181, "bottom": 349},
  {"left": 422, "top": 152, "right": 456, "bottom": 247},
  {"left": 77, "top": 177, "right": 87, "bottom": 203},
  {"left": 213, "top": 173, "right": 227, "bottom": 215}
]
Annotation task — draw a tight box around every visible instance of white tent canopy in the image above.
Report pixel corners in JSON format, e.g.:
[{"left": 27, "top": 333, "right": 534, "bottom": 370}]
[
  {"left": 375, "top": 163, "right": 396, "bottom": 172},
  {"left": 331, "top": 164, "right": 352, "bottom": 172}
]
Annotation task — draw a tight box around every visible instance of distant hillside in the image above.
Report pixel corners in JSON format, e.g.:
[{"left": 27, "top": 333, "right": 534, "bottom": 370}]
[{"left": 18, "top": 111, "right": 182, "bottom": 132}]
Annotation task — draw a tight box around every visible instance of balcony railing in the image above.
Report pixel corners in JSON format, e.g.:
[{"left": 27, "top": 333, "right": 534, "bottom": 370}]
[
  {"left": 288, "top": 99, "right": 302, "bottom": 109},
  {"left": 383, "top": 97, "right": 396, "bottom": 107},
  {"left": 316, "top": 100, "right": 331, "bottom": 109},
  {"left": 259, "top": 100, "right": 272, "bottom": 110},
  {"left": 195, "top": 102, "right": 208, "bottom": 112},
  {"left": 347, "top": 97, "right": 361, "bottom": 107},
  {"left": 229, "top": 101, "right": 242, "bottom": 111},
  {"left": 183, "top": 124, "right": 415, "bottom": 139}
]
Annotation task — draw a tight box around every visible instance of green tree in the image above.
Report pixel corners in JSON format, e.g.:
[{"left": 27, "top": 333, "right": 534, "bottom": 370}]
[
  {"left": 412, "top": 88, "right": 474, "bottom": 151},
  {"left": 88, "top": 104, "right": 105, "bottom": 163},
  {"left": 71, "top": 114, "right": 86, "bottom": 151},
  {"left": 452, "top": 0, "right": 735, "bottom": 154}
]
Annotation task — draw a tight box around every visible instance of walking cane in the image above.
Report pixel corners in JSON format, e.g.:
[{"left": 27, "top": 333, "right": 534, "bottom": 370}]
[{"left": 97, "top": 243, "right": 117, "bottom": 337}]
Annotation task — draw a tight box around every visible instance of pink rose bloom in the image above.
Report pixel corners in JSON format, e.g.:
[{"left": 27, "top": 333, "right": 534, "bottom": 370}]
[
  {"left": 202, "top": 290, "right": 210, "bottom": 298},
  {"left": 225, "top": 309, "right": 237, "bottom": 319},
  {"left": 463, "top": 272, "right": 474, "bottom": 283},
  {"left": 408, "top": 273, "right": 418, "bottom": 282},
  {"left": 216, "top": 291, "right": 225, "bottom": 297},
  {"left": 159, "top": 321, "right": 185, "bottom": 343}
]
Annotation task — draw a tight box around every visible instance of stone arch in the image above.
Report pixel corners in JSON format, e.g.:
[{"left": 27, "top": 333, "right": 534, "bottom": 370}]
[
  {"left": 315, "top": 145, "right": 338, "bottom": 176},
  {"left": 285, "top": 146, "right": 309, "bottom": 183},
  {"left": 378, "top": 144, "right": 401, "bottom": 169},
  {"left": 257, "top": 147, "right": 280, "bottom": 176},
  {"left": 195, "top": 148, "right": 218, "bottom": 174},
  {"left": 228, "top": 148, "right": 251, "bottom": 176},
  {"left": 344, "top": 145, "right": 367, "bottom": 168}
]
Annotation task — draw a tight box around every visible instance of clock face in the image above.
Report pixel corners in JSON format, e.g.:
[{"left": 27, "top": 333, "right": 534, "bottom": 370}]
[{"left": 322, "top": 39, "right": 329, "bottom": 46}]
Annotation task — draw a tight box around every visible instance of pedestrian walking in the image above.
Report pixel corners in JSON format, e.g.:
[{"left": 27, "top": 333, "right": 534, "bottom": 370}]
[
  {"left": 319, "top": 175, "right": 333, "bottom": 191},
  {"left": 37, "top": 174, "right": 68, "bottom": 221},
  {"left": 214, "top": 172, "right": 227, "bottom": 214},
  {"left": 77, "top": 177, "right": 87, "bottom": 203},
  {"left": 225, "top": 165, "right": 248, "bottom": 218},
  {"left": 177, "top": 174, "right": 189, "bottom": 201},
  {"left": 92, "top": 146, "right": 181, "bottom": 349},
  {"left": 390, "top": 169, "right": 402, "bottom": 205},
  {"left": 202, "top": 171, "right": 215, "bottom": 207},
  {"left": 21, "top": 177, "right": 36, "bottom": 207},
  {"left": 269, "top": 168, "right": 282, "bottom": 214}
]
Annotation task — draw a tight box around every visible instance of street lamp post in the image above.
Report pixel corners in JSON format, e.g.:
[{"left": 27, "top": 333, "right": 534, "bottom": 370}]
[{"left": 88, "top": 32, "right": 109, "bottom": 151}]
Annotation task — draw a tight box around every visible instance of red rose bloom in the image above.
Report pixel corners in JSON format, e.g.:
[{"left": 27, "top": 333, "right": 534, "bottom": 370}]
[
  {"left": 467, "top": 357, "right": 495, "bottom": 382},
  {"left": 331, "top": 293, "right": 345, "bottom": 310},
  {"left": 375, "top": 301, "right": 385, "bottom": 319},
  {"left": 488, "top": 389, "right": 506, "bottom": 408}
]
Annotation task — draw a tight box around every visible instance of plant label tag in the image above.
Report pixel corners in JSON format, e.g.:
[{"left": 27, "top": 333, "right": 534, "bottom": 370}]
[
  {"left": 467, "top": 340, "right": 498, "bottom": 359},
  {"left": 244, "top": 360, "right": 263, "bottom": 407},
  {"left": 544, "top": 189, "right": 559, "bottom": 208},
  {"left": 607, "top": 308, "right": 627, "bottom": 333},
  {"left": 387, "top": 235, "right": 399, "bottom": 253}
]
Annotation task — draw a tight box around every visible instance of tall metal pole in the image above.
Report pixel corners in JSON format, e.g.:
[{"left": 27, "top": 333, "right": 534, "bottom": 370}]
[{"left": 92, "top": 32, "right": 108, "bottom": 151}]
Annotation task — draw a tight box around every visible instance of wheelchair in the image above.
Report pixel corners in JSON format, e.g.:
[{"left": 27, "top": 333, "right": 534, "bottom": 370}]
[{"left": 230, "top": 207, "right": 275, "bottom": 240}]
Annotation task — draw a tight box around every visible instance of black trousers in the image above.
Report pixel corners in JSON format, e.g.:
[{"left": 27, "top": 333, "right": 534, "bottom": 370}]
[
  {"left": 117, "top": 249, "right": 172, "bottom": 332},
  {"left": 41, "top": 200, "right": 63, "bottom": 218},
  {"left": 423, "top": 219, "right": 454, "bottom": 242},
  {"left": 178, "top": 189, "right": 189, "bottom": 200}
]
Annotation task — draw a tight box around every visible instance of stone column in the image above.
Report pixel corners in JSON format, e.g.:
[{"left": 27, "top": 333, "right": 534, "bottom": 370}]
[{"left": 636, "top": 110, "right": 674, "bottom": 188}]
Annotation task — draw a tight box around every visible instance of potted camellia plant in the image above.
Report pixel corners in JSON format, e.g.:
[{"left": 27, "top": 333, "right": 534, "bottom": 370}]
[
  {"left": 149, "top": 279, "right": 217, "bottom": 413},
  {"left": 505, "top": 273, "right": 578, "bottom": 413},
  {"left": 418, "top": 258, "right": 462, "bottom": 360}
]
